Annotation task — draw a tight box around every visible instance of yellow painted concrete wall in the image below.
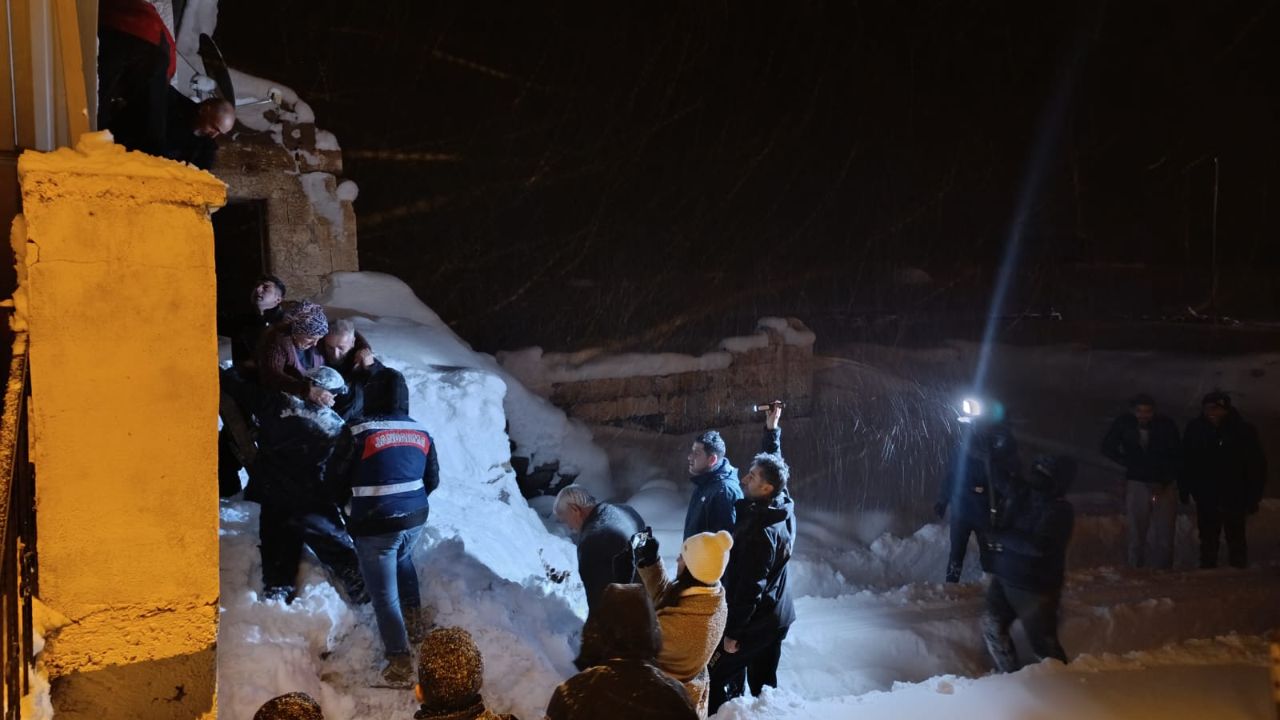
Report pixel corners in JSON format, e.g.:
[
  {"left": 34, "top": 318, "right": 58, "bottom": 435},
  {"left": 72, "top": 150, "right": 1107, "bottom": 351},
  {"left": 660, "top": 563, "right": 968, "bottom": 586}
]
[{"left": 17, "top": 132, "right": 225, "bottom": 718}]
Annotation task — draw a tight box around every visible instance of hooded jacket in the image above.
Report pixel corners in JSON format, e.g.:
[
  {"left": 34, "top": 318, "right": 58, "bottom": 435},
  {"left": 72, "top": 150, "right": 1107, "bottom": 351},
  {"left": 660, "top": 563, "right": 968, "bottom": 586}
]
[
  {"left": 988, "top": 464, "right": 1075, "bottom": 593},
  {"left": 551, "top": 584, "right": 697, "bottom": 720},
  {"left": 637, "top": 559, "right": 727, "bottom": 718},
  {"left": 250, "top": 396, "right": 344, "bottom": 512},
  {"left": 722, "top": 491, "right": 796, "bottom": 640},
  {"left": 328, "top": 369, "right": 440, "bottom": 536}
]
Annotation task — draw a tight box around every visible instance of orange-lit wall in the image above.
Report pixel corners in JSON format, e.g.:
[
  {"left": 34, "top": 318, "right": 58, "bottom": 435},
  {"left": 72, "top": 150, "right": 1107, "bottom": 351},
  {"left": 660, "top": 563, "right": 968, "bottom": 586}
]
[{"left": 17, "top": 132, "right": 225, "bottom": 718}]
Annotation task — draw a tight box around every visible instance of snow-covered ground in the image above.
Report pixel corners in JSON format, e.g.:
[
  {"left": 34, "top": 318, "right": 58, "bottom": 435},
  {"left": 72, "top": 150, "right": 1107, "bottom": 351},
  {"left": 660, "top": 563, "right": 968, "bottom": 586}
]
[{"left": 30, "top": 272, "right": 1276, "bottom": 718}]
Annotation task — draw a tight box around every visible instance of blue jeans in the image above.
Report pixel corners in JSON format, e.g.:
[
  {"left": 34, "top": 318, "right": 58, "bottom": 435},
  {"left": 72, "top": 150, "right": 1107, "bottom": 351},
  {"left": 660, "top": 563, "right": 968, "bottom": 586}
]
[{"left": 353, "top": 525, "right": 425, "bottom": 656}]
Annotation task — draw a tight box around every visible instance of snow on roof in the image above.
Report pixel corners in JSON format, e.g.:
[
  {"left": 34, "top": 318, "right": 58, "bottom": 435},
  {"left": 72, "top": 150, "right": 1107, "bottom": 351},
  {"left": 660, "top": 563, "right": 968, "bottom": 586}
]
[{"left": 17, "top": 131, "right": 226, "bottom": 189}]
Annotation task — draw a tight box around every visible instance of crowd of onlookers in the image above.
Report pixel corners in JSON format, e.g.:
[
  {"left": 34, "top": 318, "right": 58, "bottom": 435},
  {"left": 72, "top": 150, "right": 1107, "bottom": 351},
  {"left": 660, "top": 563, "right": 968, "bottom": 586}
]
[
  {"left": 219, "top": 272, "right": 796, "bottom": 716},
  {"left": 223, "top": 272, "right": 1267, "bottom": 717}
]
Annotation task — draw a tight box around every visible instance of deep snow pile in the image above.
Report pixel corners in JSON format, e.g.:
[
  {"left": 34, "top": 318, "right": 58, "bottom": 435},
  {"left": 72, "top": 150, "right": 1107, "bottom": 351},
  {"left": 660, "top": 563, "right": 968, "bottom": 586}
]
[{"left": 218, "top": 272, "right": 598, "bottom": 719}]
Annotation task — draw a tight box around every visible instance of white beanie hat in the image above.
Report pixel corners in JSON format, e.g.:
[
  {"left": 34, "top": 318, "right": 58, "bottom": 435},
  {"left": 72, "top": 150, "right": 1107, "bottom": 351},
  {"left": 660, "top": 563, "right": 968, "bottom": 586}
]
[{"left": 681, "top": 531, "right": 734, "bottom": 584}]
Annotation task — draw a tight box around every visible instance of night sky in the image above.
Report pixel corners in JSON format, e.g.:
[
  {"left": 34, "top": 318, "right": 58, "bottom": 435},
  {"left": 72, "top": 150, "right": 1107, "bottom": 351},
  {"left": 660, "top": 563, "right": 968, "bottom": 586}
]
[{"left": 216, "top": 1, "right": 1279, "bottom": 352}]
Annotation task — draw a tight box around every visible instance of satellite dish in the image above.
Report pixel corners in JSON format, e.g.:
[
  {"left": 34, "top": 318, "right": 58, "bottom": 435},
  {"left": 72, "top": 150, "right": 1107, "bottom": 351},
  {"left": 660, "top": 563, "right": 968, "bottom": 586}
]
[{"left": 197, "top": 33, "right": 236, "bottom": 102}]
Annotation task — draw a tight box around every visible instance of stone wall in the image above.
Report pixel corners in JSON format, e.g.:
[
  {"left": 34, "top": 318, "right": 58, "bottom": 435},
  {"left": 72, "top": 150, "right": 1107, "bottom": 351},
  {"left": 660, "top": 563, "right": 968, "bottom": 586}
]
[
  {"left": 212, "top": 122, "right": 358, "bottom": 299},
  {"left": 503, "top": 318, "right": 816, "bottom": 434},
  {"left": 17, "top": 132, "right": 223, "bottom": 719}
]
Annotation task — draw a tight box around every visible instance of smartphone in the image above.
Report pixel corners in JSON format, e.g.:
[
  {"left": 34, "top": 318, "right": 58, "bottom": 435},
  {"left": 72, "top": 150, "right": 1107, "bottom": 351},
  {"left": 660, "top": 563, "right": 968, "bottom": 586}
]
[{"left": 630, "top": 527, "right": 653, "bottom": 551}]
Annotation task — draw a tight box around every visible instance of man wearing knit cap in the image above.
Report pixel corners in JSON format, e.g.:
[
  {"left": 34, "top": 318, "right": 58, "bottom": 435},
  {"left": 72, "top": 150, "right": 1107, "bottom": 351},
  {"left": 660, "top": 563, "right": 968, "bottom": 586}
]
[
  {"left": 413, "top": 627, "right": 517, "bottom": 719},
  {"left": 258, "top": 301, "right": 335, "bottom": 407},
  {"left": 253, "top": 692, "right": 325, "bottom": 720},
  {"left": 635, "top": 530, "right": 732, "bottom": 717},
  {"left": 1181, "top": 391, "right": 1267, "bottom": 568}
]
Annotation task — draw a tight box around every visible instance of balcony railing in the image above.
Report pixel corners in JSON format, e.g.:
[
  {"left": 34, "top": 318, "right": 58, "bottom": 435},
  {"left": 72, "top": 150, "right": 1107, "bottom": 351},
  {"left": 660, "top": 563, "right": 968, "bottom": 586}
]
[{"left": 0, "top": 329, "right": 36, "bottom": 720}]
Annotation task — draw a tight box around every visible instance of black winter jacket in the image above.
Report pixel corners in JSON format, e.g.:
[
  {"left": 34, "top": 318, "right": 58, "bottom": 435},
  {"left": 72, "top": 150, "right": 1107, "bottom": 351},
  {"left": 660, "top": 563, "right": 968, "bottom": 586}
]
[
  {"left": 547, "top": 660, "right": 696, "bottom": 720},
  {"left": 1182, "top": 411, "right": 1267, "bottom": 512},
  {"left": 988, "top": 481, "right": 1074, "bottom": 593},
  {"left": 723, "top": 490, "right": 796, "bottom": 639},
  {"left": 577, "top": 503, "right": 646, "bottom": 610},
  {"left": 1099, "top": 414, "right": 1181, "bottom": 485},
  {"left": 249, "top": 396, "right": 345, "bottom": 512},
  {"left": 556, "top": 583, "right": 697, "bottom": 720},
  {"left": 222, "top": 304, "right": 284, "bottom": 377},
  {"left": 937, "top": 423, "right": 1021, "bottom": 507},
  {"left": 683, "top": 457, "right": 741, "bottom": 540}
]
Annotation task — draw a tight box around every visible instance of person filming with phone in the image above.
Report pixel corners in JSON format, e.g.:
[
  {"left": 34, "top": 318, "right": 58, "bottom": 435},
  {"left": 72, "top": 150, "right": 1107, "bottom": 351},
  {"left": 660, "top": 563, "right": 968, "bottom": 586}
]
[{"left": 631, "top": 526, "right": 733, "bottom": 718}]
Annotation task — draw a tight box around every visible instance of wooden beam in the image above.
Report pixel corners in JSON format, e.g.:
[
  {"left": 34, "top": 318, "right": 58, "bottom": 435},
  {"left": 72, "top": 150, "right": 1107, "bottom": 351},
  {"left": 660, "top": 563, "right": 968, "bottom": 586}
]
[
  {"left": 52, "top": 0, "right": 90, "bottom": 140},
  {"left": 1, "top": 0, "right": 17, "bottom": 150},
  {"left": 9, "top": 0, "right": 38, "bottom": 149}
]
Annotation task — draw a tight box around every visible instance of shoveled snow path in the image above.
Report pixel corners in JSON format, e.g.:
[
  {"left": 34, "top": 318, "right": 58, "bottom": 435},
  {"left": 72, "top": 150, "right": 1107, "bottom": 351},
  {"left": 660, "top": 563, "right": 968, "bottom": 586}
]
[{"left": 777, "top": 565, "right": 1280, "bottom": 700}]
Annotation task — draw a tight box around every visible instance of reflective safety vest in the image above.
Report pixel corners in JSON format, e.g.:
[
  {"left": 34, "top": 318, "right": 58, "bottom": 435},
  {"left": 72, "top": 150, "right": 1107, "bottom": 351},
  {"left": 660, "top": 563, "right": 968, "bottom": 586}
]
[{"left": 346, "top": 414, "right": 437, "bottom": 536}]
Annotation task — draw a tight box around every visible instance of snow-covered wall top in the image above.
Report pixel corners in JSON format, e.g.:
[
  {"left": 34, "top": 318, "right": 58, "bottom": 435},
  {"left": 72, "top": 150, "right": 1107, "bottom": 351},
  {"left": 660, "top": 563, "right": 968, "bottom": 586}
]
[{"left": 498, "top": 316, "right": 815, "bottom": 387}]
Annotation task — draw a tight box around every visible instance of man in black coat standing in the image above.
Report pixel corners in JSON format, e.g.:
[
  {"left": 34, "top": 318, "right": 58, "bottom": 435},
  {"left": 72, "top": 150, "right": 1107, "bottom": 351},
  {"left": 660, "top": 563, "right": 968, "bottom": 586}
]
[
  {"left": 217, "top": 275, "right": 287, "bottom": 497},
  {"left": 554, "top": 485, "right": 646, "bottom": 611},
  {"left": 1181, "top": 391, "right": 1267, "bottom": 568},
  {"left": 936, "top": 399, "right": 1021, "bottom": 582},
  {"left": 709, "top": 403, "right": 795, "bottom": 714},
  {"left": 1099, "top": 393, "right": 1181, "bottom": 569},
  {"left": 982, "top": 455, "right": 1075, "bottom": 673}
]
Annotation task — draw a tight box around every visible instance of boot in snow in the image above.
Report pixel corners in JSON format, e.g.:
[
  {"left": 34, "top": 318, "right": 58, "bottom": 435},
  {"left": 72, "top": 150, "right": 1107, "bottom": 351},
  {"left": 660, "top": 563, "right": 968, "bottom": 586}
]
[
  {"left": 263, "top": 585, "right": 296, "bottom": 604},
  {"left": 381, "top": 653, "right": 415, "bottom": 688},
  {"left": 981, "top": 613, "right": 1019, "bottom": 673},
  {"left": 945, "top": 561, "right": 963, "bottom": 583}
]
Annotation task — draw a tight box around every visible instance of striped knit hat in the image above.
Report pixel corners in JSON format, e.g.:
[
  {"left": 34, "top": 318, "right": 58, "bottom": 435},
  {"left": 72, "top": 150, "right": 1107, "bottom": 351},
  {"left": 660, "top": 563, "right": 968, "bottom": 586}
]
[{"left": 286, "top": 300, "right": 329, "bottom": 338}]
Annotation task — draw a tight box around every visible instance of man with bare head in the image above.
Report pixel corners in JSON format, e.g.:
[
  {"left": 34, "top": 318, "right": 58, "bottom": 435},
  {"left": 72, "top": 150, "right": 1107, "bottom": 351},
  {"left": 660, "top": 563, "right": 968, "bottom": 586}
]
[
  {"left": 194, "top": 97, "right": 236, "bottom": 139},
  {"left": 162, "top": 89, "right": 235, "bottom": 169},
  {"left": 322, "top": 318, "right": 380, "bottom": 419}
]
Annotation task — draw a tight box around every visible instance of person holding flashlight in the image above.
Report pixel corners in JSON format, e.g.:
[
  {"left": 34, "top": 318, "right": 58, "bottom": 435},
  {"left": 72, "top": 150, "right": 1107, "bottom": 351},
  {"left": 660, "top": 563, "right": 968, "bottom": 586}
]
[{"left": 935, "top": 397, "right": 1022, "bottom": 583}]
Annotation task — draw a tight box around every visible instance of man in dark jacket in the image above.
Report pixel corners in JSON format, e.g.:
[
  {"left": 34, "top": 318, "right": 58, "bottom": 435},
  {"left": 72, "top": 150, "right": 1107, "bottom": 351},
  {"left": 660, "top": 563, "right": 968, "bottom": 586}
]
[
  {"left": 548, "top": 583, "right": 697, "bottom": 719},
  {"left": 936, "top": 399, "right": 1021, "bottom": 582},
  {"left": 684, "top": 430, "right": 743, "bottom": 539},
  {"left": 329, "top": 367, "right": 439, "bottom": 687},
  {"left": 1099, "top": 393, "right": 1181, "bottom": 569},
  {"left": 224, "top": 275, "right": 287, "bottom": 378},
  {"left": 1181, "top": 391, "right": 1267, "bottom": 568},
  {"left": 160, "top": 88, "right": 235, "bottom": 170},
  {"left": 708, "top": 404, "right": 795, "bottom": 714},
  {"left": 217, "top": 275, "right": 287, "bottom": 497},
  {"left": 982, "top": 455, "right": 1075, "bottom": 673},
  {"left": 253, "top": 366, "right": 365, "bottom": 606},
  {"left": 321, "top": 318, "right": 380, "bottom": 421},
  {"left": 554, "top": 485, "right": 646, "bottom": 611}
]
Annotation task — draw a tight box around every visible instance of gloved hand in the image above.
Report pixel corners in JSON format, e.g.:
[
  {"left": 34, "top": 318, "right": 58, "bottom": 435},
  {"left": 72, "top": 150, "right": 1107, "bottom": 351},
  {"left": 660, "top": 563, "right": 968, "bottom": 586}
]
[
  {"left": 632, "top": 527, "right": 659, "bottom": 568},
  {"left": 933, "top": 501, "right": 947, "bottom": 519}
]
